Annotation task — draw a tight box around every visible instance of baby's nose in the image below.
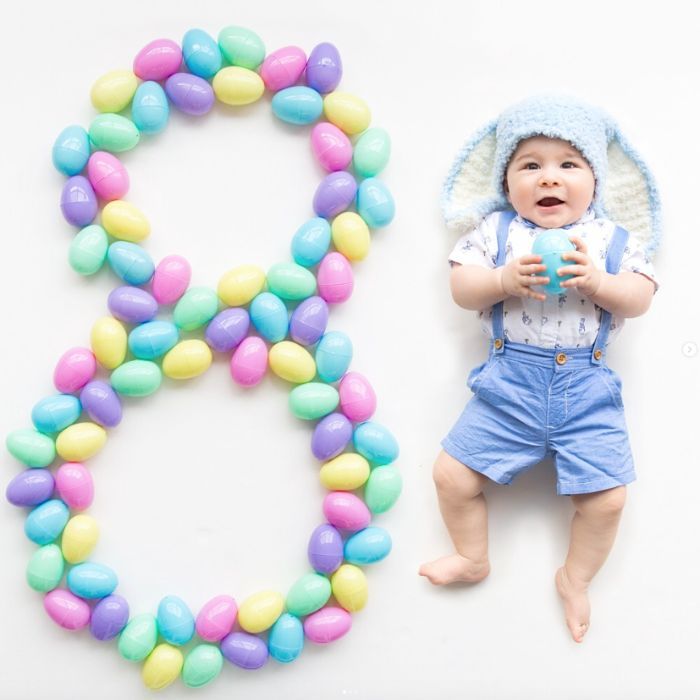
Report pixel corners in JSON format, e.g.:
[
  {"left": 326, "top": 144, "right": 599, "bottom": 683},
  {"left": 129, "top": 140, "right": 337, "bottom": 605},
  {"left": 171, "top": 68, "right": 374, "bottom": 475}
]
[{"left": 538, "top": 168, "right": 561, "bottom": 186}]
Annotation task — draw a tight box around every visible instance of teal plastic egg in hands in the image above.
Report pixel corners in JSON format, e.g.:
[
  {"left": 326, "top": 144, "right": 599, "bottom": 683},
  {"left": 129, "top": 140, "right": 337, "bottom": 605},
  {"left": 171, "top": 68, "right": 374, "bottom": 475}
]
[{"left": 531, "top": 228, "right": 576, "bottom": 295}]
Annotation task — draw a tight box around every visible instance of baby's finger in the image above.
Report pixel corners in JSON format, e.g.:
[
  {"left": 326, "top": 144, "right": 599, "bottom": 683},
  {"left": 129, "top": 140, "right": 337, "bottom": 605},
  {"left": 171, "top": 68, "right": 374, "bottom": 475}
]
[
  {"left": 558, "top": 264, "right": 585, "bottom": 277},
  {"left": 568, "top": 235, "right": 588, "bottom": 254},
  {"left": 522, "top": 276, "right": 549, "bottom": 287},
  {"left": 521, "top": 263, "right": 547, "bottom": 275},
  {"left": 561, "top": 250, "right": 586, "bottom": 263},
  {"left": 519, "top": 254, "right": 544, "bottom": 265},
  {"left": 527, "top": 289, "right": 547, "bottom": 301}
]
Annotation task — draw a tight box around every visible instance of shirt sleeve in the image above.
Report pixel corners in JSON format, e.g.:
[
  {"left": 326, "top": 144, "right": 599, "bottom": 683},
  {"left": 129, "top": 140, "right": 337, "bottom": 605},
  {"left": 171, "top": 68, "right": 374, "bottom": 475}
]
[
  {"left": 447, "top": 214, "right": 497, "bottom": 268},
  {"left": 620, "top": 233, "right": 660, "bottom": 292}
]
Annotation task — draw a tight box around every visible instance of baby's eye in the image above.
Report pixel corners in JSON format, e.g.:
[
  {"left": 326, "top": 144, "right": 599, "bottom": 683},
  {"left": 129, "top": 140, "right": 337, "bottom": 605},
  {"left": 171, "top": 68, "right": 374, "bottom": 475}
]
[
  {"left": 524, "top": 162, "right": 539, "bottom": 170},
  {"left": 561, "top": 161, "right": 577, "bottom": 168}
]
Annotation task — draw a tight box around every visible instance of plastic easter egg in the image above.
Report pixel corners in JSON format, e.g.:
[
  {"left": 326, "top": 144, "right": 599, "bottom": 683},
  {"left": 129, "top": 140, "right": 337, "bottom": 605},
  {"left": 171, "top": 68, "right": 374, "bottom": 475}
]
[
  {"left": 183, "top": 644, "right": 223, "bottom": 688},
  {"left": 218, "top": 265, "right": 266, "bottom": 307},
  {"left": 27, "top": 544, "right": 64, "bottom": 592},
  {"left": 165, "top": 73, "right": 215, "bottom": 115},
  {"left": 91, "top": 594, "right": 130, "bottom": 641},
  {"left": 353, "top": 127, "right": 391, "bottom": 178},
  {"left": 531, "top": 228, "right": 576, "bottom": 294},
  {"left": 52, "top": 125, "right": 90, "bottom": 176},
  {"left": 102, "top": 200, "right": 150, "bottom": 243},
  {"left": 182, "top": 28, "right": 222, "bottom": 79},
  {"left": 269, "top": 341, "right": 316, "bottom": 383},
  {"left": 173, "top": 287, "right": 219, "bottom": 331},
  {"left": 320, "top": 453, "right": 370, "bottom": 491},
  {"left": 6, "top": 429, "right": 56, "bottom": 468},
  {"left": 108, "top": 286, "right": 158, "bottom": 324},
  {"left": 158, "top": 595, "right": 195, "bottom": 645},
  {"left": 131, "top": 81, "right": 170, "bottom": 134},
  {"left": 55, "top": 462, "right": 94, "bottom": 510},
  {"left": 220, "top": 632, "right": 268, "bottom": 669},
  {"left": 196, "top": 595, "right": 238, "bottom": 642},
  {"left": 307, "top": 523, "right": 344, "bottom": 574},
  {"left": 311, "top": 412, "right": 353, "bottom": 461},
  {"left": 31, "top": 394, "right": 81, "bottom": 434},
  {"left": 67, "top": 562, "right": 117, "bottom": 599},
  {"left": 205, "top": 308, "right": 250, "bottom": 352},
  {"left": 323, "top": 491, "right": 371, "bottom": 531},
  {"left": 128, "top": 321, "right": 178, "bottom": 360},
  {"left": 317, "top": 252, "right": 354, "bottom": 303},
  {"left": 331, "top": 212, "right": 370, "bottom": 261},
  {"left": 364, "top": 464, "right": 402, "bottom": 513},
  {"left": 290, "top": 296, "right": 328, "bottom": 345},
  {"left": 25, "top": 500, "right": 69, "bottom": 545},
  {"left": 56, "top": 422, "right": 106, "bottom": 461},
  {"left": 289, "top": 383, "right": 339, "bottom": 420},
  {"left": 267, "top": 263, "right": 317, "bottom": 301},
  {"left": 119, "top": 613, "right": 158, "bottom": 661},
  {"left": 213, "top": 67, "right": 265, "bottom": 106},
  {"left": 142, "top": 644, "right": 184, "bottom": 691},
  {"left": 6, "top": 469, "right": 54, "bottom": 507},
  {"left": 249, "top": 292, "right": 288, "bottom": 342},
  {"left": 238, "top": 591, "right": 284, "bottom": 634},
  {"left": 111, "top": 360, "right": 162, "bottom": 397},
  {"left": 313, "top": 171, "right": 357, "bottom": 219},
  {"left": 339, "top": 372, "right": 376, "bottom": 422},
  {"left": 323, "top": 92, "right": 370, "bottom": 135},
  {"left": 315, "top": 331, "right": 353, "bottom": 382},
  {"left": 61, "top": 175, "right": 97, "bottom": 227},
  {"left": 163, "top": 339, "right": 212, "bottom": 379},
  {"left": 353, "top": 421, "right": 399, "bottom": 465},
  {"left": 357, "top": 177, "right": 395, "bottom": 228},
  {"left": 291, "top": 217, "right": 331, "bottom": 267},
  {"left": 133, "top": 39, "right": 182, "bottom": 81},
  {"left": 87, "top": 151, "right": 129, "bottom": 201},
  {"left": 303, "top": 606, "right": 352, "bottom": 643},
  {"left": 311, "top": 122, "right": 352, "bottom": 172},
  {"left": 286, "top": 573, "right": 332, "bottom": 617},
  {"left": 218, "top": 26, "right": 266, "bottom": 69},
  {"left": 62, "top": 513, "right": 99, "bottom": 563},
  {"left": 70, "top": 225, "right": 108, "bottom": 275},
  {"left": 261, "top": 46, "right": 306, "bottom": 91},
  {"left": 271, "top": 86, "right": 324, "bottom": 125},
  {"left": 230, "top": 337, "right": 268, "bottom": 386},
  {"left": 90, "top": 69, "right": 138, "bottom": 113},
  {"left": 54, "top": 347, "right": 96, "bottom": 394},
  {"left": 331, "top": 564, "right": 368, "bottom": 612},
  {"left": 79, "top": 380, "right": 122, "bottom": 427},
  {"left": 153, "top": 255, "right": 191, "bottom": 304},
  {"left": 269, "top": 614, "right": 304, "bottom": 663},
  {"left": 107, "top": 241, "right": 155, "bottom": 285},
  {"left": 344, "top": 526, "right": 392, "bottom": 564},
  {"left": 89, "top": 114, "right": 140, "bottom": 152},
  {"left": 306, "top": 43, "right": 342, "bottom": 94},
  {"left": 44, "top": 589, "right": 91, "bottom": 630},
  {"left": 91, "top": 317, "right": 127, "bottom": 369}
]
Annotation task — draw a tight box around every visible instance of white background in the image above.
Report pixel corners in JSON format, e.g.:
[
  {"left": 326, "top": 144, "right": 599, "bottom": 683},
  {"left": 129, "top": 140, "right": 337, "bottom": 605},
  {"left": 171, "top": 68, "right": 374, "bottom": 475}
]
[{"left": 1, "top": 1, "right": 698, "bottom": 698}]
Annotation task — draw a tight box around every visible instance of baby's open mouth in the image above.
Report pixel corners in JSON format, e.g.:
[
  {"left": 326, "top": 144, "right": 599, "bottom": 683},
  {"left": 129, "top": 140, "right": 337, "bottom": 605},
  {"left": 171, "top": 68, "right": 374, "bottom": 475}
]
[{"left": 537, "top": 197, "right": 564, "bottom": 207}]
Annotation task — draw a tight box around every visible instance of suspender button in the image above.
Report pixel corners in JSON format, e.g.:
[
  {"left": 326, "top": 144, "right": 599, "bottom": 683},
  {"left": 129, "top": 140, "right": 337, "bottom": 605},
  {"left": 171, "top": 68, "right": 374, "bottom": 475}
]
[
  {"left": 494, "top": 339, "right": 503, "bottom": 350},
  {"left": 593, "top": 349, "right": 603, "bottom": 361},
  {"left": 555, "top": 352, "right": 567, "bottom": 365}
]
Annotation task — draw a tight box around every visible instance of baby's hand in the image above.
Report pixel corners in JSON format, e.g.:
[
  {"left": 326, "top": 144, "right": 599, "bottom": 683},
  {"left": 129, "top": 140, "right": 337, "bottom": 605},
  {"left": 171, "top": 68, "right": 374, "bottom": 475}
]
[
  {"left": 559, "top": 236, "right": 602, "bottom": 297},
  {"left": 500, "top": 254, "right": 549, "bottom": 302}
]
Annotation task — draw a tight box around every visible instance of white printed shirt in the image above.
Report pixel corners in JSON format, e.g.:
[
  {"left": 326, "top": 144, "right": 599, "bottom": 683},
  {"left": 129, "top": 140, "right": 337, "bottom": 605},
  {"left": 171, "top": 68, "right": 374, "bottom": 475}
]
[{"left": 448, "top": 210, "right": 659, "bottom": 349}]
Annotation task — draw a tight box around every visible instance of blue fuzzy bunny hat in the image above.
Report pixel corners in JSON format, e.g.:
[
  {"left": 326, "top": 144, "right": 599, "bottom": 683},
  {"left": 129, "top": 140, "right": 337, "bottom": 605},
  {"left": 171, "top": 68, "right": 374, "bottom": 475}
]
[{"left": 441, "top": 94, "right": 662, "bottom": 258}]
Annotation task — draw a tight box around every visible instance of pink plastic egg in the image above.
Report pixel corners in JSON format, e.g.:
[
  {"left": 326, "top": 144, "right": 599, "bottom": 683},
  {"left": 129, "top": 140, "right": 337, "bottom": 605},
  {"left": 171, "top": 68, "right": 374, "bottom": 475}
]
[
  {"left": 55, "top": 462, "right": 94, "bottom": 510},
  {"left": 54, "top": 347, "right": 97, "bottom": 393},
  {"left": 317, "top": 253, "right": 354, "bottom": 304},
  {"left": 230, "top": 336, "right": 268, "bottom": 387},
  {"left": 87, "top": 152, "right": 129, "bottom": 201},
  {"left": 322, "top": 492, "right": 371, "bottom": 531},
  {"left": 152, "top": 255, "right": 192, "bottom": 305},
  {"left": 44, "top": 589, "right": 91, "bottom": 630},
  {"left": 133, "top": 38, "right": 182, "bottom": 81},
  {"left": 338, "top": 372, "right": 377, "bottom": 421},
  {"left": 260, "top": 46, "right": 307, "bottom": 91},
  {"left": 311, "top": 123, "right": 352, "bottom": 172},
  {"left": 196, "top": 595, "right": 238, "bottom": 642},
  {"left": 303, "top": 606, "right": 352, "bottom": 643}
]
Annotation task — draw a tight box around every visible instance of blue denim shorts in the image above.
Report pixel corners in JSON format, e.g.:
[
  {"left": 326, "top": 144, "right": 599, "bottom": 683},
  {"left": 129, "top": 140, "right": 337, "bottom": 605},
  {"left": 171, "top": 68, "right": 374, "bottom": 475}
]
[{"left": 441, "top": 342, "right": 636, "bottom": 495}]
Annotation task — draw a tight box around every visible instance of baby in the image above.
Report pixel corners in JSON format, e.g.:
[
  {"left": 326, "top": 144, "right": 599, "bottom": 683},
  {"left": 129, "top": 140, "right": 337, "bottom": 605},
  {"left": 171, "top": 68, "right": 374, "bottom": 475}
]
[{"left": 419, "top": 95, "right": 661, "bottom": 643}]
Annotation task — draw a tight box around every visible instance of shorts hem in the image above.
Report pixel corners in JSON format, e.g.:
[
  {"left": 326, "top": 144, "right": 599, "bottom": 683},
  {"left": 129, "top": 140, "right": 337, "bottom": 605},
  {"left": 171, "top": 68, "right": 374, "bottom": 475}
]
[
  {"left": 441, "top": 438, "right": 512, "bottom": 486},
  {"left": 557, "top": 471, "right": 636, "bottom": 496}
]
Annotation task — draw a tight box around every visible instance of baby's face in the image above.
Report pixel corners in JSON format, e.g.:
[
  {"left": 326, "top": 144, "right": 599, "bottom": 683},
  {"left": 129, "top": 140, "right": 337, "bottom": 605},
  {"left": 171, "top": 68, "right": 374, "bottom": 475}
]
[{"left": 505, "top": 136, "right": 595, "bottom": 228}]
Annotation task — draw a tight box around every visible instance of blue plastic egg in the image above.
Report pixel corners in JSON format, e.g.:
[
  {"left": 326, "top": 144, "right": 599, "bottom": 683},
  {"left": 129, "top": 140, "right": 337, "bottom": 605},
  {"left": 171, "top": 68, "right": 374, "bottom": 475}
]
[
  {"left": 531, "top": 228, "right": 576, "bottom": 295},
  {"left": 344, "top": 526, "right": 392, "bottom": 564},
  {"left": 107, "top": 241, "right": 155, "bottom": 285},
  {"left": 67, "top": 562, "right": 118, "bottom": 599},
  {"left": 158, "top": 595, "right": 195, "bottom": 646},
  {"left": 315, "top": 331, "right": 353, "bottom": 382},
  {"left": 128, "top": 321, "right": 179, "bottom": 359},
  {"left": 291, "top": 217, "right": 331, "bottom": 267},
  {"left": 271, "top": 87, "right": 324, "bottom": 125},
  {"left": 31, "top": 394, "right": 82, "bottom": 434},
  {"left": 52, "top": 125, "right": 90, "bottom": 176},
  {"left": 24, "top": 500, "right": 70, "bottom": 545},
  {"left": 250, "top": 292, "right": 289, "bottom": 342},
  {"left": 131, "top": 81, "right": 170, "bottom": 134},
  {"left": 182, "top": 28, "right": 222, "bottom": 79},
  {"left": 268, "top": 613, "right": 304, "bottom": 663},
  {"left": 357, "top": 178, "right": 395, "bottom": 228},
  {"left": 353, "top": 421, "right": 399, "bottom": 465}
]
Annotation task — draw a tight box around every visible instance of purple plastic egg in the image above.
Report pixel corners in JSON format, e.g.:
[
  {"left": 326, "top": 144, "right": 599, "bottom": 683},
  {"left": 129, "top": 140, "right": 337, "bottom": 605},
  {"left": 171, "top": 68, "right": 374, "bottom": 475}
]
[
  {"left": 60, "top": 176, "right": 98, "bottom": 227},
  {"left": 220, "top": 632, "right": 268, "bottom": 669},
  {"left": 133, "top": 38, "right": 182, "bottom": 81},
  {"left": 107, "top": 286, "right": 158, "bottom": 324},
  {"left": 90, "top": 594, "right": 130, "bottom": 640},
  {"left": 306, "top": 43, "right": 342, "bottom": 94},
  {"left": 313, "top": 172, "right": 357, "bottom": 219},
  {"left": 205, "top": 308, "right": 250, "bottom": 352},
  {"left": 80, "top": 380, "right": 122, "bottom": 427},
  {"left": 307, "top": 523, "right": 344, "bottom": 574},
  {"left": 311, "top": 412, "right": 353, "bottom": 461},
  {"left": 165, "top": 73, "right": 215, "bottom": 115},
  {"left": 6, "top": 469, "right": 55, "bottom": 507},
  {"left": 289, "top": 296, "right": 328, "bottom": 346}
]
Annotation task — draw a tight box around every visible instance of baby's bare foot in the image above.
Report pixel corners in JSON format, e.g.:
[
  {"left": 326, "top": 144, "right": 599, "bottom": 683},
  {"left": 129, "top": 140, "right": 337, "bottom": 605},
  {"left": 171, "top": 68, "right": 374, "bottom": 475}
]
[
  {"left": 419, "top": 554, "right": 490, "bottom": 585},
  {"left": 555, "top": 566, "right": 591, "bottom": 643}
]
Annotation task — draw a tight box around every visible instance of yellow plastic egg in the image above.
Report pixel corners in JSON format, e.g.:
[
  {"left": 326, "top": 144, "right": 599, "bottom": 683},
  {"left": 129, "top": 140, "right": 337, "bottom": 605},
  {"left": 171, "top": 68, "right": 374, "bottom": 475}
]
[
  {"left": 90, "top": 69, "right": 139, "bottom": 113},
  {"left": 319, "top": 453, "right": 370, "bottom": 490},
  {"left": 269, "top": 341, "right": 316, "bottom": 383},
  {"left": 213, "top": 67, "right": 265, "bottom": 106},
  {"left": 331, "top": 564, "right": 368, "bottom": 612},
  {"left": 62, "top": 514, "right": 99, "bottom": 564},
  {"left": 56, "top": 422, "right": 107, "bottom": 462},
  {"left": 331, "top": 212, "right": 371, "bottom": 261},
  {"left": 217, "top": 265, "right": 266, "bottom": 306},
  {"left": 237, "top": 590, "right": 284, "bottom": 633},
  {"left": 142, "top": 644, "right": 183, "bottom": 691},
  {"left": 162, "top": 340, "right": 212, "bottom": 379},
  {"left": 323, "top": 92, "right": 371, "bottom": 135},
  {"left": 91, "top": 317, "right": 127, "bottom": 369},
  {"left": 101, "top": 200, "right": 150, "bottom": 243}
]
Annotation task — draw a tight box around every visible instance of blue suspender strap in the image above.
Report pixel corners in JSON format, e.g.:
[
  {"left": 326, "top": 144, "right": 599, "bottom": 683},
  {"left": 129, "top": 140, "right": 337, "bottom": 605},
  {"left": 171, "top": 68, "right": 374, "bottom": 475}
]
[
  {"left": 491, "top": 210, "right": 517, "bottom": 355},
  {"left": 591, "top": 225, "right": 630, "bottom": 364}
]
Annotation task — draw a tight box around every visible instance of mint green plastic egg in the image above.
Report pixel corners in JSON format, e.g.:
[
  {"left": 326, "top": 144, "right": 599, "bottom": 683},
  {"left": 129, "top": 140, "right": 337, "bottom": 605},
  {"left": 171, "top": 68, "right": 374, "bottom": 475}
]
[
  {"left": 89, "top": 114, "right": 140, "bottom": 152},
  {"left": 118, "top": 613, "right": 158, "bottom": 662},
  {"left": 364, "top": 464, "right": 402, "bottom": 513},
  {"left": 26, "top": 544, "right": 65, "bottom": 592},
  {"left": 289, "top": 383, "right": 339, "bottom": 420},
  {"left": 353, "top": 127, "right": 391, "bottom": 178},
  {"left": 182, "top": 644, "right": 223, "bottom": 688},
  {"left": 69, "top": 225, "right": 109, "bottom": 275},
  {"left": 267, "top": 263, "right": 317, "bottom": 301},
  {"left": 218, "top": 26, "right": 266, "bottom": 69},
  {"left": 286, "top": 572, "right": 332, "bottom": 617},
  {"left": 6, "top": 428, "right": 56, "bottom": 467},
  {"left": 111, "top": 360, "right": 162, "bottom": 397},
  {"left": 173, "top": 287, "right": 219, "bottom": 331}
]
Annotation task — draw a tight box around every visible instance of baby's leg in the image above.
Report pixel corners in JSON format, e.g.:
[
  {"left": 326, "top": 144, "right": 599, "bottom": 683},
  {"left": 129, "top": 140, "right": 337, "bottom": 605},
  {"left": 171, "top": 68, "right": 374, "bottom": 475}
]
[
  {"left": 419, "top": 450, "right": 491, "bottom": 585},
  {"left": 556, "top": 486, "right": 626, "bottom": 642}
]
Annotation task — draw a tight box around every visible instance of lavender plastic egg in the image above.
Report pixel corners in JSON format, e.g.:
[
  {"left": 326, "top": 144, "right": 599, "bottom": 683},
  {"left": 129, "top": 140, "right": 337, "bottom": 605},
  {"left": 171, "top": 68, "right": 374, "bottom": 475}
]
[
  {"left": 289, "top": 296, "right": 328, "bottom": 346},
  {"left": 220, "top": 632, "right": 268, "bottom": 670},
  {"left": 61, "top": 176, "right": 98, "bottom": 227},
  {"left": 311, "top": 412, "right": 353, "bottom": 461},
  {"left": 6, "top": 469, "right": 55, "bottom": 507},
  {"left": 91, "top": 594, "right": 130, "bottom": 640},
  {"left": 306, "top": 43, "right": 342, "bottom": 94},
  {"left": 165, "top": 73, "right": 215, "bottom": 115},
  {"left": 107, "top": 287, "right": 158, "bottom": 324},
  {"left": 80, "top": 381, "right": 123, "bottom": 428},
  {"left": 205, "top": 308, "right": 250, "bottom": 352},
  {"left": 307, "top": 523, "right": 344, "bottom": 574},
  {"left": 313, "top": 172, "right": 357, "bottom": 219}
]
